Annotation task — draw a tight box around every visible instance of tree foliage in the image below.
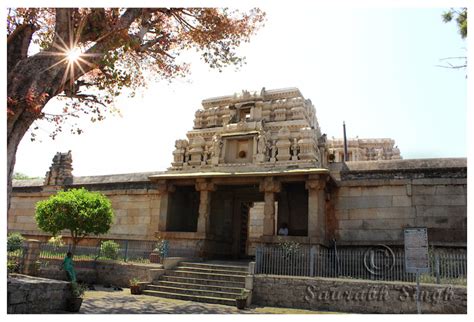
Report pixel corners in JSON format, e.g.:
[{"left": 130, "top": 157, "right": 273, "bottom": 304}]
[
  {"left": 7, "top": 8, "right": 265, "bottom": 140},
  {"left": 35, "top": 188, "right": 114, "bottom": 251},
  {"left": 7, "top": 8, "right": 265, "bottom": 211},
  {"left": 13, "top": 172, "right": 40, "bottom": 180},
  {"left": 7, "top": 232, "right": 25, "bottom": 252},
  {"left": 438, "top": 8, "right": 467, "bottom": 72},
  {"left": 442, "top": 8, "right": 467, "bottom": 39}
]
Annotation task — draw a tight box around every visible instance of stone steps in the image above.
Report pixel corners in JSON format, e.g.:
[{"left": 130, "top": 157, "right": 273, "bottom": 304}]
[
  {"left": 165, "top": 270, "right": 246, "bottom": 282},
  {"left": 146, "top": 284, "right": 240, "bottom": 299},
  {"left": 142, "top": 289, "right": 236, "bottom": 306},
  {"left": 180, "top": 262, "right": 249, "bottom": 272},
  {"left": 160, "top": 275, "right": 245, "bottom": 288},
  {"left": 144, "top": 261, "right": 250, "bottom": 306},
  {"left": 176, "top": 266, "right": 248, "bottom": 276},
  {"left": 158, "top": 280, "right": 243, "bottom": 293}
]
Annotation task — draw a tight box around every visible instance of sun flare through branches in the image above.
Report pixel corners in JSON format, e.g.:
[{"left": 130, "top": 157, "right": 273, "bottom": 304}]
[
  {"left": 66, "top": 47, "right": 82, "bottom": 63},
  {"left": 41, "top": 33, "right": 100, "bottom": 96}
]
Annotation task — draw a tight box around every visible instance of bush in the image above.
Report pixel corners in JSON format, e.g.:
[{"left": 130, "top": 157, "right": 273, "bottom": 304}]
[
  {"left": 129, "top": 277, "right": 140, "bottom": 286},
  {"left": 35, "top": 188, "right": 115, "bottom": 252},
  {"left": 47, "top": 235, "right": 65, "bottom": 248},
  {"left": 7, "top": 259, "right": 20, "bottom": 273},
  {"left": 100, "top": 240, "right": 120, "bottom": 260},
  {"left": 71, "top": 282, "right": 87, "bottom": 298},
  {"left": 7, "top": 232, "right": 25, "bottom": 252}
]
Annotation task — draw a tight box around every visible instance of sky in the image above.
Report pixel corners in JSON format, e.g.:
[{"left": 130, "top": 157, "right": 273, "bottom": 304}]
[{"left": 11, "top": 5, "right": 468, "bottom": 178}]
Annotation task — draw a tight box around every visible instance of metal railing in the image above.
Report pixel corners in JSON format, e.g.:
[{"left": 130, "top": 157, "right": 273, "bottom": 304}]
[
  {"left": 255, "top": 245, "right": 467, "bottom": 285},
  {"left": 39, "top": 243, "right": 100, "bottom": 261},
  {"left": 37, "top": 239, "right": 180, "bottom": 263},
  {"left": 40, "top": 240, "right": 154, "bottom": 262}
]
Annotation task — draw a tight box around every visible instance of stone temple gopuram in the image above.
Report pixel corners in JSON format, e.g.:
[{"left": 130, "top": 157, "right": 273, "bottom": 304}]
[{"left": 9, "top": 87, "right": 467, "bottom": 259}]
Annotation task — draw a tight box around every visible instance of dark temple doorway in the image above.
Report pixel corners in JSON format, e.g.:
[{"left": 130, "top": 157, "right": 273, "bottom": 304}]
[{"left": 209, "top": 184, "right": 263, "bottom": 259}]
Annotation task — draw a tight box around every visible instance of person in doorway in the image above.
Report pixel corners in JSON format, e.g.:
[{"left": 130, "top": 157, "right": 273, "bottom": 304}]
[
  {"left": 278, "top": 223, "right": 289, "bottom": 236},
  {"left": 63, "top": 251, "right": 77, "bottom": 282}
]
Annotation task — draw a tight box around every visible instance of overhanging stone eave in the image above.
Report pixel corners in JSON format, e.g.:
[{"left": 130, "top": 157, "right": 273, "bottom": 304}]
[{"left": 148, "top": 168, "right": 330, "bottom": 180}]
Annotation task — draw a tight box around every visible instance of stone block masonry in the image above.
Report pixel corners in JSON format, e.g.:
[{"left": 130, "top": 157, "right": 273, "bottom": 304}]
[
  {"left": 331, "top": 158, "right": 467, "bottom": 246},
  {"left": 7, "top": 274, "right": 72, "bottom": 313},
  {"left": 253, "top": 275, "right": 467, "bottom": 314},
  {"left": 37, "top": 259, "right": 165, "bottom": 288}
]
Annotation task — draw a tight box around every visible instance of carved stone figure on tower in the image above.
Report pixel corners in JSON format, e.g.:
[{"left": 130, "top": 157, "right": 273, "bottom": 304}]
[
  {"left": 291, "top": 138, "right": 299, "bottom": 161},
  {"left": 257, "top": 132, "right": 267, "bottom": 155},
  {"left": 211, "top": 135, "right": 222, "bottom": 158}
]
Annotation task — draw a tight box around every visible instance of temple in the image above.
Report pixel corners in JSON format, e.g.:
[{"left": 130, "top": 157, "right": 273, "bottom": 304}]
[{"left": 9, "top": 87, "right": 467, "bottom": 259}]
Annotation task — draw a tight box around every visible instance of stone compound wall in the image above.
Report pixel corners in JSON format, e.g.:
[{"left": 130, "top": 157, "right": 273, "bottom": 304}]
[
  {"left": 9, "top": 173, "right": 163, "bottom": 242},
  {"left": 7, "top": 274, "right": 72, "bottom": 313},
  {"left": 9, "top": 159, "right": 467, "bottom": 248},
  {"left": 38, "top": 259, "right": 98, "bottom": 284},
  {"left": 253, "top": 275, "right": 467, "bottom": 314},
  {"left": 8, "top": 191, "right": 53, "bottom": 239},
  {"left": 94, "top": 260, "right": 164, "bottom": 287},
  {"left": 331, "top": 159, "right": 467, "bottom": 246},
  {"left": 37, "top": 259, "right": 164, "bottom": 287}
]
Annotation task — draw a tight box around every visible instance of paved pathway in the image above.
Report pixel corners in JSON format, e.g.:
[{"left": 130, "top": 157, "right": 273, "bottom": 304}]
[{"left": 80, "top": 286, "right": 336, "bottom": 314}]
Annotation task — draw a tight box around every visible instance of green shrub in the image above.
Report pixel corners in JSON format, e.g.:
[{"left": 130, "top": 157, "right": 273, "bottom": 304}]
[
  {"left": 7, "top": 259, "right": 20, "bottom": 273},
  {"left": 71, "top": 282, "right": 87, "bottom": 298},
  {"left": 35, "top": 188, "right": 114, "bottom": 254},
  {"left": 47, "top": 235, "right": 65, "bottom": 248},
  {"left": 100, "top": 240, "right": 120, "bottom": 260},
  {"left": 129, "top": 277, "right": 140, "bottom": 286},
  {"left": 7, "top": 232, "right": 25, "bottom": 252}
]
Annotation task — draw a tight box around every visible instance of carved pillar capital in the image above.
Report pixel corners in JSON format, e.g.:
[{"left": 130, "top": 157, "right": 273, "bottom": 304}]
[
  {"left": 259, "top": 177, "right": 281, "bottom": 193},
  {"left": 305, "top": 175, "right": 326, "bottom": 190},
  {"left": 155, "top": 181, "right": 175, "bottom": 194},
  {"left": 195, "top": 179, "right": 216, "bottom": 192}
]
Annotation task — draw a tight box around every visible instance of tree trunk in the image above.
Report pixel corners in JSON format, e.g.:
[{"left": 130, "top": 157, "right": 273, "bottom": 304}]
[
  {"left": 71, "top": 235, "right": 78, "bottom": 256},
  {"left": 6, "top": 9, "right": 145, "bottom": 211},
  {"left": 7, "top": 51, "right": 74, "bottom": 211},
  {"left": 7, "top": 112, "right": 37, "bottom": 211}
]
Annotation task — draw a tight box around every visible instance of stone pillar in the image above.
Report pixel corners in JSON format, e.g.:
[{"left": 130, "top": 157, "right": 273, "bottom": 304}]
[
  {"left": 23, "top": 239, "right": 41, "bottom": 276},
  {"left": 156, "top": 181, "right": 175, "bottom": 232},
  {"left": 305, "top": 175, "right": 326, "bottom": 244},
  {"left": 195, "top": 179, "right": 216, "bottom": 235},
  {"left": 259, "top": 177, "right": 281, "bottom": 236}
]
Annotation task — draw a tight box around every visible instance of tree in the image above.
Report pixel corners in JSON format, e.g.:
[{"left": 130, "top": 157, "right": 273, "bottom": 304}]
[
  {"left": 35, "top": 188, "right": 114, "bottom": 253},
  {"left": 13, "top": 172, "right": 40, "bottom": 180},
  {"left": 442, "top": 8, "right": 467, "bottom": 39},
  {"left": 7, "top": 8, "right": 265, "bottom": 209},
  {"left": 439, "top": 8, "right": 467, "bottom": 70}
]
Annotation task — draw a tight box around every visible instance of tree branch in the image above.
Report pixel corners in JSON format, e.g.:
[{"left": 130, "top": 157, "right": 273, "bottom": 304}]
[
  {"left": 53, "top": 8, "right": 74, "bottom": 47},
  {"left": 7, "top": 23, "right": 37, "bottom": 73}
]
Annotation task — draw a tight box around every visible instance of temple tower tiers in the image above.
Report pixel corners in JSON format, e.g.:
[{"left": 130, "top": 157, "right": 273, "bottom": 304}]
[
  {"left": 169, "top": 87, "right": 324, "bottom": 171},
  {"left": 44, "top": 151, "right": 73, "bottom": 185},
  {"left": 168, "top": 87, "right": 402, "bottom": 171},
  {"left": 326, "top": 138, "right": 402, "bottom": 162}
]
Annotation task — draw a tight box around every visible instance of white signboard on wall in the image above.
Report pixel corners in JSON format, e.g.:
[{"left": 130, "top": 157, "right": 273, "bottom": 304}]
[{"left": 404, "top": 227, "right": 430, "bottom": 273}]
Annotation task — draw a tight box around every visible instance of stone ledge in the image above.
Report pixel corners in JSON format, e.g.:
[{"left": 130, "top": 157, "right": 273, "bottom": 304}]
[
  {"left": 7, "top": 274, "right": 72, "bottom": 313},
  {"left": 253, "top": 275, "right": 467, "bottom": 314},
  {"left": 342, "top": 158, "right": 466, "bottom": 171}
]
